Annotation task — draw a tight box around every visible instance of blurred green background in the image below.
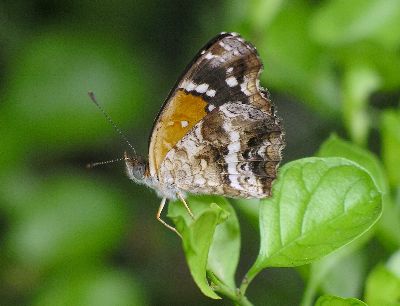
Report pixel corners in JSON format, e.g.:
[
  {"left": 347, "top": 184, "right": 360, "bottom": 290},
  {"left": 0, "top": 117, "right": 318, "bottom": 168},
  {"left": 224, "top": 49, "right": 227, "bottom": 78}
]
[{"left": 1, "top": 0, "right": 400, "bottom": 305}]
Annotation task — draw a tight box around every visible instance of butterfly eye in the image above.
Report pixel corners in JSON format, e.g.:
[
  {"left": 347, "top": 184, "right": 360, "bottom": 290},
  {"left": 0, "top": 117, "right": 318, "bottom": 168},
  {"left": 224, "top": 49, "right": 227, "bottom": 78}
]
[
  {"left": 125, "top": 155, "right": 146, "bottom": 183},
  {"left": 132, "top": 162, "right": 146, "bottom": 180}
]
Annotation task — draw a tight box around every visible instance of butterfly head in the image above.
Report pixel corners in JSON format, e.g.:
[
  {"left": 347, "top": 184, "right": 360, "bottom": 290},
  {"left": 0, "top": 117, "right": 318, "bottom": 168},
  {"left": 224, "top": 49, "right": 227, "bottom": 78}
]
[{"left": 124, "top": 151, "right": 148, "bottom": 184}]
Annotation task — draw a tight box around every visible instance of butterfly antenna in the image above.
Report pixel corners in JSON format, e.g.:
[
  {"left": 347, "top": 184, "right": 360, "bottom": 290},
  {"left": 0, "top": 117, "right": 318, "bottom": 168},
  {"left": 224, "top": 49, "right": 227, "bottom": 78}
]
[
  {"left": 86, "top": 156, "right": 131, "bottom": 169},
  {"left": 88, "top": 91, "right": 137, "bottom": 155}
]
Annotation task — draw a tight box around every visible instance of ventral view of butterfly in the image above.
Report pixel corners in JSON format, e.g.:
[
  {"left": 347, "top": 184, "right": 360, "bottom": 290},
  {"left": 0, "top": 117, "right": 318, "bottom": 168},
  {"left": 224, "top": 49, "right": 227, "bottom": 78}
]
[{"left": 88, "top": 32, "right": 285, "bottom": 236}]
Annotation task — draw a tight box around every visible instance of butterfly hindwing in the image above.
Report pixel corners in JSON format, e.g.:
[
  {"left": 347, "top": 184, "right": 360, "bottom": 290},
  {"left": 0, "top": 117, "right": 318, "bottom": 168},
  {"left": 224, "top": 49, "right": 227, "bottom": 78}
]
[{"left": 159, "top": 102, "right": 283, "bottom": 198}]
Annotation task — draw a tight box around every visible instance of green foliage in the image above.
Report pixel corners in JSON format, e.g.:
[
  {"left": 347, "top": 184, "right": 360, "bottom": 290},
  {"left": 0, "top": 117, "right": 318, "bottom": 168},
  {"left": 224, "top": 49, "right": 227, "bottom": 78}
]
[
  {"left": 317, "top": 135, "right": 400, "bottom": 250},
  {"left": 32, "top": 268, "right": 146, "bottom": 306},
  {"left": 5, "top": 174, "right": 127, "bottom": 269},
  {"left": 169, "top": 158, "right": 382, "bottom": 305},
  {"left": 315, "top": 295, "right": 367, "bottom": 306},
  {"left": 317, "top": 135, "right": 387, "bottom": 192},
  {"left": 365, "top": 262, "right": 400, "bottom": 306},
  {"left": 168, "top": 197, "right": 236, "bottom": 299},
  {"left": 310, "top": 0, "right": 400, "bottom": 47},
  {"left": 254, "top": 158, "right": 381, "bottom": 268},
  {"left": 381, "top": 110, "right": 400, "bottom": 187},
  {"left": 1, "top": 0, "right": 400, "bottom": 305}
]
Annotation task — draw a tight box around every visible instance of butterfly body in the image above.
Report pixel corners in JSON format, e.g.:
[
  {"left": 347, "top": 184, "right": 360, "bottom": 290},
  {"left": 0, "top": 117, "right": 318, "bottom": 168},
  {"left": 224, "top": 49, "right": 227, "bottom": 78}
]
[{"left": 125, "top": 32, "right": 284, "bottom": 206}]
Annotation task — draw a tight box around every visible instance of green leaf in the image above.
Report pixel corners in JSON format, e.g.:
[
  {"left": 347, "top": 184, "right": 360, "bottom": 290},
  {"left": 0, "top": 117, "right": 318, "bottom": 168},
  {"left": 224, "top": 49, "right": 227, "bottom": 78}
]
[
  {"left": 33, "top": 267, "right": 148, "bottom": 306},
  {"left": 5, "top": 172, "right": 127, "bottom": 269},
  {"left": 365, "top": 263, "right": 400, "bottom": 306},
  {"left": 259, "top": 2, "right": 340, "bottom": 116},
  {"left": 333, "top": 42, "right": 400, "bottom": 90},
  {"left": 320, "top": 248, "right": 367, "bottom": 297},
  {"left": 206, "top": 198, "right": 240, "bottom": 289},
  {"left": 387, "top": 250, "right": 400, "bottom": 278},
  {"left": 381, "top": 109, "right": 400, "bottom": 187},
  {"left": 317, "top": 134, "right": 400, "bottom": 249},
  {"left": 342, "top": 66, "right": 381, "bottom": 146},
  {"left": 315, "top": 295, "right": 367, "bottom": 306},
  {"left": 311, "top": 0, "right": 400, "bottom": 47},
  {"left": 233, "top": 199, "right": 260, "bottom": 228},
  {"left": 248, "top": 157, "right": 381, "bottom": 276},
  {"left": 168, "top": 196, "right": 240, "bottom": 299},
  {"left": 0, "top": 30, "right": 148, "bottom": 161},
  {"left": 317, "top": 134, "right": 387, "bottom": 193},
  {"left": 247, "top": 0, "right": 285, "bottom": 30},
  {"left": 302, "top": 242, "right": 368, "bottom": 306}
]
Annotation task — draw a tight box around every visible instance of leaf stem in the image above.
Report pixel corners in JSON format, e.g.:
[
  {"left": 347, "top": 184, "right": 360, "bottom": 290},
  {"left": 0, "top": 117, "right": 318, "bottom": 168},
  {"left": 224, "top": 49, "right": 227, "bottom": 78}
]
[
  {"left": 300, "top": 274, "right": 318, "bottom": 306},
  {"left": 239, "top": 263, "right": 261, "bottom": 295},
  {"left": 207, "top": 271, "right": 254, "bottom": 306}
]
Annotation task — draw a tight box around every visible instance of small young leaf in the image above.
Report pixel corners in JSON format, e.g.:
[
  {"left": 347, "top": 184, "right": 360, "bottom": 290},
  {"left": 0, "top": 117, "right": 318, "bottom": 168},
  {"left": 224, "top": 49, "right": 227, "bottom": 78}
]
[
  {"left": 206, "top": 197, "right": 240, "bottom": 289},
  {"left": 315, "top": 295, "right": 367, "bottom": 306},
  {"left": 168, "top": 196, "right": 240, "bottom": 298},
  {"left": 249, "top": 157, "right": 381, "bottom": 276},
  {"left": 365, "top": 263, "right": 400, "bottom": 306}
]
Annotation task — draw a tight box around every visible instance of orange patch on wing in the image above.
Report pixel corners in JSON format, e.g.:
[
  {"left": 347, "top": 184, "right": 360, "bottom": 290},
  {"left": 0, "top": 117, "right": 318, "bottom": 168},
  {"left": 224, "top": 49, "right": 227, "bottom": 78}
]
[{"left": 149, "top": 90, "right": 208, "bottom": 176}]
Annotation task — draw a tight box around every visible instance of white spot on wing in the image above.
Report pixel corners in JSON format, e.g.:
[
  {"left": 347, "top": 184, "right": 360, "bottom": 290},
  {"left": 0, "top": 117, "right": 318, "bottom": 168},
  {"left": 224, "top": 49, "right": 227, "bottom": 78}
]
[
  {"left": 205, "top": 52, "right": 214, "bottom": 59},
  {"left": 225, "top": 154, "right": 238, "bottom": 163},
  {"left": 194, "top": 174, "right": 206, "bottom": 186},
  {"left": 207, "top": 104, "right": 216, "bottom": 112},
  {"left": 186, "top": 81, "right": 197, "bottom": 92},
  {"left": 180, "top": 120, "right": 189, "bottom": 128},
  {"left": 219, "top": 41, "right": 233, "bottom": 51},
  {"left": 257, "top": 146, "right": 267, "bottom": 156},
  {"left": 226, "top": 67, "right": 233, "bottom": 73},
  {"left": 229, "top": 130, "right": 240, "bottom": 142},
  {"left": 227, "top": 141, "right": 240, "bottom": 153},
  {"left": 229, "top": 175, "right": 243, "bottom": 190},
  {"left": 206, "top": 89, "right": 216, "bottom": 97},
  {"left": 226, "top": 76, "right": 238, "bottom": 87},
  {"left": 227, "top": 163, "right": 238, "bottom": 175},
  {"left": 200, "top": 159, "right": 207, "bottom": 170},
  {"left": 193, "top": 121, "right": 204, "bottom": 142},
  {"left": 240, "top": 76, "right": 251, "bottom": 96},
  {"left": 195, "top": 83, "right": 209, "bottom": 93}
]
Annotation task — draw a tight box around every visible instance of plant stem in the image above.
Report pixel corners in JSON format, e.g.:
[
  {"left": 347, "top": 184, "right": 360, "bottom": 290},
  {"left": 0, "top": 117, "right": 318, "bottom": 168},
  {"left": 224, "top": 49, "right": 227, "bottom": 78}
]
[
  {"left": 300, "top": 275, "right": 318, "bottom": 306},
  {"left": 207, "top": 271, "right": 254, "bottom": 306},
  {"left": 239, "top": 263, "right": 261, "bottom": 296}
]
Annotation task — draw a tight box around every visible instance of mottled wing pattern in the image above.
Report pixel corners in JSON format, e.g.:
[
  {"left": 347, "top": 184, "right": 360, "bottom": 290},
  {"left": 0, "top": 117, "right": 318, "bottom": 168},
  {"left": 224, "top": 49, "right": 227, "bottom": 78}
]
[
  {"left": 148, "top": 32, "right": 274, "bottom": 178},
  {"left": 159, "top": 102, "right": 284, "bottom": 198},
  {"left": 178, "top": 32, "right": 272, "bottom": 113}
]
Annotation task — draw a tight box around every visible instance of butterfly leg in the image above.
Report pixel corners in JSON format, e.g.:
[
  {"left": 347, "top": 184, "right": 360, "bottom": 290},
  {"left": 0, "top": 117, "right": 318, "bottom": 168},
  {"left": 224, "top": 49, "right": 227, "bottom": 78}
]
[
  {"left": 177, "top": 192, "right": 195, "bottom": 220},
  {"left": 156, "top": 197, "right": 182, "bottom": 238}
]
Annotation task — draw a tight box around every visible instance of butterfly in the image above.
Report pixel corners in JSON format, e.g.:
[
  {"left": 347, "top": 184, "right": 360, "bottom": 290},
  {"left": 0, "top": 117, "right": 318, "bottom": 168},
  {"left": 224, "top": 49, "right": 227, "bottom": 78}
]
[{"left": 124, "top": 32, "right": 285, "bottom": 235}]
